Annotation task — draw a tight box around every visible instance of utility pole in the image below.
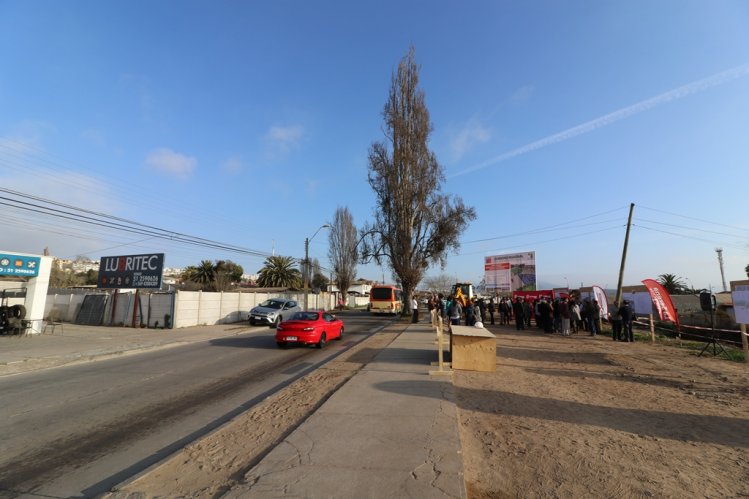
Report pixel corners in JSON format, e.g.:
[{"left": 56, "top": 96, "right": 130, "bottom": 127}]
[
  {"left": 614, "top": 203, "right": 635, "bottom": 307},
  {"left": 303, "top": 224, "right": 330, "bottom": 311},
  {"left": 715, "top": 248, "right": 727, "bottom": 292}
]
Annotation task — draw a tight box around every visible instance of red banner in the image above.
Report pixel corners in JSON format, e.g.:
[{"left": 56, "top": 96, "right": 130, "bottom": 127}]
[{"left": 642, "top": 279, "right": 680, "bottom": 326}]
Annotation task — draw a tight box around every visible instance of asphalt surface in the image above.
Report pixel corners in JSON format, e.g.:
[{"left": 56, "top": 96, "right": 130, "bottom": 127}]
[{"left": 0, "top": 314, "right": 466, "bottom": 498}]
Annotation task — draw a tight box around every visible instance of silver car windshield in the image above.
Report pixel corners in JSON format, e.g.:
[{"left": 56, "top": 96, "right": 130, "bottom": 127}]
[{"left": 258, "top": 300, "right": 284, "bottom": 309}]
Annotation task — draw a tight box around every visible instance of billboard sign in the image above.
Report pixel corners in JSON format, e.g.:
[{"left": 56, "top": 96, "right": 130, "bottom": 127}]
[
  {"left": 484, "top": 251, "right": 536, "bottom": 292},
  {"left": 0, "top": 253, "right": 41, "bottom": 277},
  {"left": 98, "top": 253, "right": 164, "bottom": 289}
]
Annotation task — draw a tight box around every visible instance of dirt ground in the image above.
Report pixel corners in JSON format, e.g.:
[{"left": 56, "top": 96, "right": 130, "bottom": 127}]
[
  {"left": 110, "top": 321, "right": 749, "bottom": 498},
  {"left": 455, "top": 323, "right": 749, "bottom": 498}
]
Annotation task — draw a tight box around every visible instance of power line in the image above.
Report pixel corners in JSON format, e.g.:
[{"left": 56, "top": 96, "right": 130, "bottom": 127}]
[
  {"left": 0, "top": 190, "right": 276, "bottom": 259},
  {"left": 459, "top": 225, "right": 624, "bottom": 256},
  {"left": 462, "top": 206, "right": 628, "bottom": 244},
  {"left": 637, "top": 217, "right": 748, "bottom": 239},
  {"left": 633, "top": 224, "right": 748, "bottom": 251},
  {"left": 638, "top": 205, "right": 749, "bottom": 232}
]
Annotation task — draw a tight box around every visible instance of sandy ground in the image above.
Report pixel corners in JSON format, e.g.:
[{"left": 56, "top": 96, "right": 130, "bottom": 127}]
[
  {"left": 455, "top": 324, "right": 749, "bottom": 498},
  {"left": 110, "top": 321, "right": 749, "bottom": 498}
]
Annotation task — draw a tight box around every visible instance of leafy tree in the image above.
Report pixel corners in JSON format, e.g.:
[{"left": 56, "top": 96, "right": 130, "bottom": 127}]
[
  {"left": 657, "top": 274, "right": 687, "bottom": 295},
  {"left": 360, "top": 48, "right": 476, "bottom": 313},
  {"left": 181, "top": 259, "right": 244, "bottom": 291},
  {"left": 192, "top": 260, "right": 216, "bottom": 285},
  {"left": 745, "top": 263, "right": 749, "bottom": 278},
  {"left": 49, "top": 266, "right": 81, "bottom": 287},
  {"left": 213, "top": 260, "right": 244, "bottom": 291},
  {"left": 80, "top": 269, "right": 99, "bottom": 285},
  {"left": 257, "top": 255, "right": 302, "bottom": 288},
  {"left": 311, "top": 259, "right": 329, "bottom": 291},
  {"left": 328, "top": 206, "right": 358, "bottom": 297}
]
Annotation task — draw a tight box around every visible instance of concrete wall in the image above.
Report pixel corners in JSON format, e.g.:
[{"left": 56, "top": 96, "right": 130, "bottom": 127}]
[
  {"left": 173, "top": 290, "right": 336, "bottom": 328},
  {"left": 348, "top": 296, "right": 369, "bottom": 308},
  {"left": 43, "top": 289, "right": 336, "bottom": 329}
]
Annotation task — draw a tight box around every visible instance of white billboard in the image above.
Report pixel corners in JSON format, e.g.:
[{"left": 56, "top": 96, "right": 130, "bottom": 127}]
[{"left": 484, "top": 252, "right": 536, "bottom": 292}]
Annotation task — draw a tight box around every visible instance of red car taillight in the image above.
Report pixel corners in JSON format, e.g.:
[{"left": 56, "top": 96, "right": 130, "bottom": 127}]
[{"left": 303, "top": 327, "right": 314, "bottom": 331}]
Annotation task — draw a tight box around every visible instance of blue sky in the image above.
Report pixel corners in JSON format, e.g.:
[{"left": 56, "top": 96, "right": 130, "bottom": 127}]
[{"left": 1, "top": 1, "right": 748, "bottom": 291}]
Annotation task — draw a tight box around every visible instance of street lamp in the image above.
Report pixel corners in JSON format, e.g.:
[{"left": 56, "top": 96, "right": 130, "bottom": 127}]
[{"left": 304, "top": 224, "right": 330, "bottom": 310}]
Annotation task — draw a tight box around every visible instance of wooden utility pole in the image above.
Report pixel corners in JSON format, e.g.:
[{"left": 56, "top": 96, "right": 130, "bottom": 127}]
[{"left": 614, "top": 203, "right": 635, "bottom": 307}]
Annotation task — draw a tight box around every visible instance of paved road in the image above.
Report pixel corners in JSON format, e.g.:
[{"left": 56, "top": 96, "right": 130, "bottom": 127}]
[{"left": 0, "top": 313, "right": 390, "bottom": 498}]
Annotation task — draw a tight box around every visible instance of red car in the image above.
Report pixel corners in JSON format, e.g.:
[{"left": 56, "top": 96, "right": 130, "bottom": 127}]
[{"left": 275, "top": 311, "right": 344, "bottom": 348}]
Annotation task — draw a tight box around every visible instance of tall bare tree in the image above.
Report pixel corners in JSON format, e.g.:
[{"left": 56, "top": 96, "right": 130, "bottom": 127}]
[
  {"left": 328, "top": 206, "right": 358, "bottom": 296},
  {"left": 361, "top": 48, "right": 476, "bottom": 313},
  {"left": 422, "top": 273, "right": 459, "bottom": 296}
]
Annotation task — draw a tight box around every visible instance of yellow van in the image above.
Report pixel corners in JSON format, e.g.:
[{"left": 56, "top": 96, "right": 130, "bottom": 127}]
[{"left": 369, "top": 285, "right": 403, "bottom": 315}]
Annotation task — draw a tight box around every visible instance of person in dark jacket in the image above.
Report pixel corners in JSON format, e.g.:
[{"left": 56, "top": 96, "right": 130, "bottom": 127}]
[
  {"left": 538, "top": 299, "right": 553, "bottom": 333},
  {"left": 523, "top": 299, "right": 532, "bottom": 327},
  {"left": 465, "top": 299, "right": 474, "bottom": 326},
  {"left": 513, "top": 297, "right": 526, "bottom": 330},
  {"left": 619, "top": 300, "right": 634, "bottom": 342}
]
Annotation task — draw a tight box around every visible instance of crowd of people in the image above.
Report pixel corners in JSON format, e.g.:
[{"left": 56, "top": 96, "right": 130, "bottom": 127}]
[{"left": 420, "top": 293, "right": 636, "bottom": 342}]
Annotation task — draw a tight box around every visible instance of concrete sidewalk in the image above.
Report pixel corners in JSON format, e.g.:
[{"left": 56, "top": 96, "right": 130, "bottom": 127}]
[
  {"left": 0, "top": 323, "right": 254, "bottom": 377},
  {"left": 225, "top": 322, "right": 465, "bottom": 499}
]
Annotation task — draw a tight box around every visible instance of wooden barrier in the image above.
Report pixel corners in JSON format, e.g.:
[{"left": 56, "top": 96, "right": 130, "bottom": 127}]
[{"left": 450, "top": 325, "right": 497, "bottom": 372}]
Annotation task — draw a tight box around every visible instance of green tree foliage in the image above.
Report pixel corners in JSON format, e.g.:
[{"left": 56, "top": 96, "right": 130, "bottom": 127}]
[
  {"left": 49, "top": 266, "right": 81, "bottom": 287},
  {"left": 745, "top": 263, "right": 749, "bottom": 278},
  {"left": 328, "top": 206, "right": 358, "bottom": 297},
  {"left": 181, "top": 259, "right": 244, "bottom": 291},
  {"left": 361, "top": 48, "right": 476, "bottom": 312},
  {"left": 657, "top": 274, "right": 687, "bottom": 295},
  {"left": 257, "top": 255, "right": 302, "bottom": 288}
]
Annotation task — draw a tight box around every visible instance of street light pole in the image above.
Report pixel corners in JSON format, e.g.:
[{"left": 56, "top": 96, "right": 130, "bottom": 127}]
[{"left": 304, "top": 224, "right": 330, "bottom": 311}]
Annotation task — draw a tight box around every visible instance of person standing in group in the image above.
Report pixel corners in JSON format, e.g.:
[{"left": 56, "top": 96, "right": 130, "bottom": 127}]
[
  {"left": 487, "top": 297, "right": 495, "bottom": 325},
  {"left": 449, "top": 296, "right": 462, "bottom": 326},
  {"left": 539, "top": 298, "right": 553, "bottom": 334},
  {"left": 570, "top": 299, "right": 582, "bottom": 333},
  {"left": 609, "top": 301, "right": 623, "bottom": 341},
  {"left": 478, "top": 299, "right": 487, "bottom": 326},
  {"left": 473, "top": 301, "right": 483, "bottom": 326},
  {"left": 552, "top": 299, "right": 561, "bottom": 334},
  {"left": 559, "top": 297, "right": 571, "bottom": 336},
  {"left": 513, "top": 297, "right": 526, "bottom": 330},
  {"left": 619, "top": 300, "right": 634, "bottom": 342},
  {"left": 427, "top": 295, "right": 435, "bottom": 326},
  {"left": 502, "top": 298, "right": 512, "bottom": 325},
  {"left": 436, "top": 293, "right": 445, "bottom": 322},
  {"left": 523, "top": 298, "right": 532, "bottom": 328},
  {"left": 411, "top": 295, "right": 419, "bottom": 324},
  {"left": 589, "top": 299, "right": 601, "bottom": 336},
  {"left": 465, "top": 299, "right": 475, "bottom": 326}
]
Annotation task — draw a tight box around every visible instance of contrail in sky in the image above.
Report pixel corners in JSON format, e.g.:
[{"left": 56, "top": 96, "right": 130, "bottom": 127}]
[{"left": 449, "top": 63, "right": 749, "bottom": 178}]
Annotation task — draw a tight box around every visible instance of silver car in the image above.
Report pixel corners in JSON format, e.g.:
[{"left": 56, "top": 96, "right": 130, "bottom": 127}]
[{"left": 249, "top": 298, "right": 301, "bottom": 328}]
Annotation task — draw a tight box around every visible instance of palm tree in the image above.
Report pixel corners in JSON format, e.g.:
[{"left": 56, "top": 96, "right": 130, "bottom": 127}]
[
  {"left": 657, "top": 274, "right": 686, "bottom": 295},
  {"left": 257, "top": 255, "right": 302, "bottom": 288},
  {"left": 192, "top": 260, "right": 216, "bottom": 286}
]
